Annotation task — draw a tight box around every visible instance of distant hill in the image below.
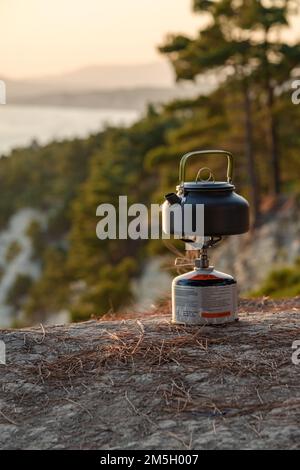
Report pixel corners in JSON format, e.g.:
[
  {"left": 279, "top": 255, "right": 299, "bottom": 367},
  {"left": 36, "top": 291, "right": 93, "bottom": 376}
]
[
  {"left": 4, "top": 62, "right": 174, "bottom": 96},
  {"left": 4, "top": 62, "right": 214, "bottom": 110},
  {"left": 8, "top": 86, "right": 200, "bottom": 111},
  {"left": 34, "top": 62, "right": 176, "bottom": 90}
]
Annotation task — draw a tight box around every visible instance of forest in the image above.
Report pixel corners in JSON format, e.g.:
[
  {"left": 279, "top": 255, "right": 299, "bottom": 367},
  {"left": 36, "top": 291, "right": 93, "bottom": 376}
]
[{"left": 1, "top": 0, "right": 300, "bottom": 324}]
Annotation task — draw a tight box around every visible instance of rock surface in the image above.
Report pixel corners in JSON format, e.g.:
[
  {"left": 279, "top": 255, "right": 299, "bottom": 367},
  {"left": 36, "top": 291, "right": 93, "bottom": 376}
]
[{"left": 0, "top": 298, "right": 300, "bottom": 450}]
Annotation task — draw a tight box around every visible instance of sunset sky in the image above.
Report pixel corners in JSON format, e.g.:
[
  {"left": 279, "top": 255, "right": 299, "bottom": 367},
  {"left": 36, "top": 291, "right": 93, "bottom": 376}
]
[{"left": 1, "top": 0, "right": 300, "bottom": 79}]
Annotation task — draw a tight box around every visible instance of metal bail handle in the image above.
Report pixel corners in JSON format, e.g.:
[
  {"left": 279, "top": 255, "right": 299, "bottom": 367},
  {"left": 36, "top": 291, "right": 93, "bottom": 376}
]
[{"left": 179, "top": 150, "right": 234, "bottom": 185}]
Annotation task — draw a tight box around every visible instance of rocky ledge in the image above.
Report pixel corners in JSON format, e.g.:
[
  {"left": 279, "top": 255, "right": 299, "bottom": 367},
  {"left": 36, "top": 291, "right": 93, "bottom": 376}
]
[{"left": 0, "top": 298, "right": 300, "bottom": 450}]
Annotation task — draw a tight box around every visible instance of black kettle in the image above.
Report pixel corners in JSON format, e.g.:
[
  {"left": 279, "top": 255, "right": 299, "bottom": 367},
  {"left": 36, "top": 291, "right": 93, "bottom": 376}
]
[{"left": 162, "top": 150, "right": 250, "bottom": 237}]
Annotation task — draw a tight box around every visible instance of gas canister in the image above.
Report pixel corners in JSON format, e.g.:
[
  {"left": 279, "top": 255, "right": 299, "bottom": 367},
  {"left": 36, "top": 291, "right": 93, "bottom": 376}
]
[{"left": 172, "top": 261, "right": 237, "bottom": 325}]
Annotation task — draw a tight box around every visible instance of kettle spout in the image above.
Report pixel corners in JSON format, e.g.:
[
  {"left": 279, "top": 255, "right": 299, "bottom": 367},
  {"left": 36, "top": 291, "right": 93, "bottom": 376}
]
[{"left": 165, "top": 192, "right": 181, "bottom": 205}]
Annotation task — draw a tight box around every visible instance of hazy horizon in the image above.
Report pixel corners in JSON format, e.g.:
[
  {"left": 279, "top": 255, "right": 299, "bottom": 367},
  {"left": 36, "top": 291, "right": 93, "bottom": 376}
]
[
  {"left": 1, "top": 0, "right": 202, "bottom": 80},
  {"left": 2, "top": 0, "right": 299, "bottom": 81}
]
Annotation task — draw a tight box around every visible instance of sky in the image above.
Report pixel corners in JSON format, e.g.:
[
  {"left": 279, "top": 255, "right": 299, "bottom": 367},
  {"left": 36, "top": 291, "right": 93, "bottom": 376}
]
[{"left": 1, "top": 0, "right": 300, "bottom": 79}]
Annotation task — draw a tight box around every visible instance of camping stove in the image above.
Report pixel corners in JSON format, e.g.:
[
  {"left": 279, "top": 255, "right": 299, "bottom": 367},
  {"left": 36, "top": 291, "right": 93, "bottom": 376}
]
[
  {"left": 162, "top": 150, "right": 250, "bottom": 326},
  {"left": 172, "top": 237, "right": 237, "bottom": 325}
]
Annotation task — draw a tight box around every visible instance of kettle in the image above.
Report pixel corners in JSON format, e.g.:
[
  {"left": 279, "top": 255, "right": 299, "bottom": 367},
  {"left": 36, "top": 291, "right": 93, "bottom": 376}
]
[{"left": 162, "top": 150, "right": 250, "bottom": 237}]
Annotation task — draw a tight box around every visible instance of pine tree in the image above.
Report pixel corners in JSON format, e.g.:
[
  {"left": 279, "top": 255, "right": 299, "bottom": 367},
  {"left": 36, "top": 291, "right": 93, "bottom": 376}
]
[
  {"left": 159, "top": 0, "right": 261, "bottom": 222},
  {"left": 159, "top": 0, "right": 300, "bottom": 214},
  {"left": 237, "top": 0, "right": 300, "bottom": 195}
]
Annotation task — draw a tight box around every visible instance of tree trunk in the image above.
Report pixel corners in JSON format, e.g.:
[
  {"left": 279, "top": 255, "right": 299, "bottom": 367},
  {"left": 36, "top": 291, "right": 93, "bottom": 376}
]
[
  {"left": 243, "top": 81, "right": 260, "bottom": 226},
  {"left": 263, "top": 30, "right": 281, "bottom": 196},
  {"left": 266, "top": 82, "right": 281, "bottom": 195}
]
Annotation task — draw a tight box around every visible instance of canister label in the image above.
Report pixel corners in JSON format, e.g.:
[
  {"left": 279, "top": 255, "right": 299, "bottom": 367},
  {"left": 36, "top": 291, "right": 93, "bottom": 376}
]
[{"left": 173, "top": 284, "right": 237, "bottom": 324}]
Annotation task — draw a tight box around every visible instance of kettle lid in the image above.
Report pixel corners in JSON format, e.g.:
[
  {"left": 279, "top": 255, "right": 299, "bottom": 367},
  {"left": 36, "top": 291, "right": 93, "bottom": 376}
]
[{"left": 179, "top": 181, "right": 234, "bottom": 191}]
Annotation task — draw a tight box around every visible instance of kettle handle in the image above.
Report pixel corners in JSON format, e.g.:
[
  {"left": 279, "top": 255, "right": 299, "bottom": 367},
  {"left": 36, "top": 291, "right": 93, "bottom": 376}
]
[{"left": 179, "top": 150, "right": 233, "bottom": 185}]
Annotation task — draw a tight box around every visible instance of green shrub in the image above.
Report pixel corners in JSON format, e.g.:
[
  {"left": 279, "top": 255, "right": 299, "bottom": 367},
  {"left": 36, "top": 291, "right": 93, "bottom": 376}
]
[
  {"left": 26, "top": 220, "right": 46, "bottom": 259},
  {"left": 252, "top": 258, "right": 300, "bottom": 298},
  {"left": 6, "top": 274, "right": 33, "bottom": 308},
  {"left": 5, "top": 241, "right": 22, "bottom": 263}
]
